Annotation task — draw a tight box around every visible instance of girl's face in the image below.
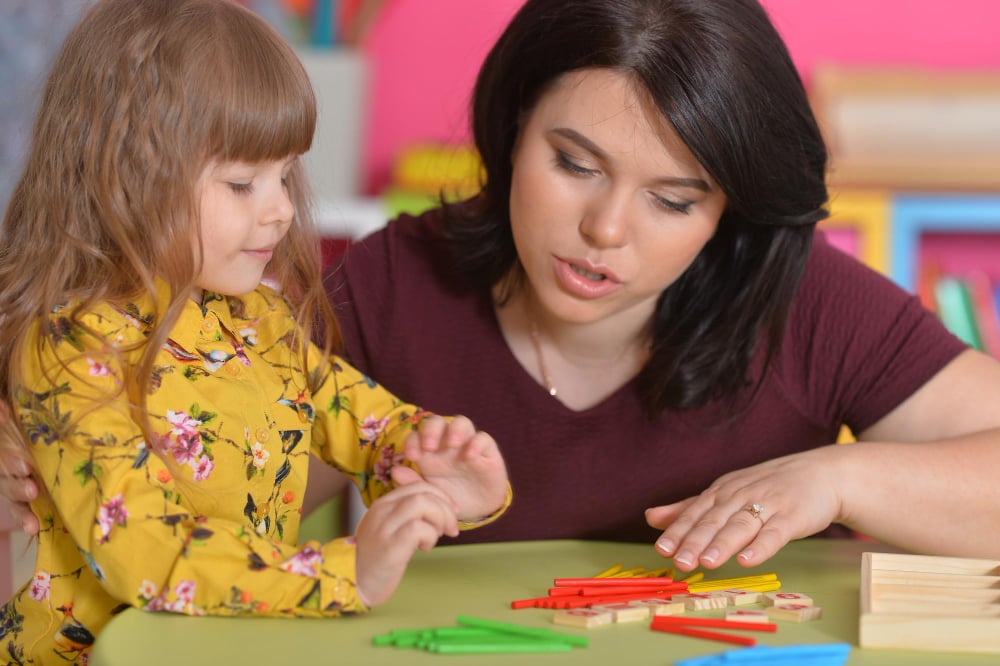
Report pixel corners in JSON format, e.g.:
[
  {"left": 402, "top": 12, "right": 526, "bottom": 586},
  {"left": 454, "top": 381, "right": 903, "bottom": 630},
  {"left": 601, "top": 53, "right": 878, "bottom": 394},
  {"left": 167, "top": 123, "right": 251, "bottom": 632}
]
[
  {"left": 194, "top": 157, "right": 296, "bottom": 298},
  {"left": 509, "top": 68, "right": 727, "bottom": 329}
]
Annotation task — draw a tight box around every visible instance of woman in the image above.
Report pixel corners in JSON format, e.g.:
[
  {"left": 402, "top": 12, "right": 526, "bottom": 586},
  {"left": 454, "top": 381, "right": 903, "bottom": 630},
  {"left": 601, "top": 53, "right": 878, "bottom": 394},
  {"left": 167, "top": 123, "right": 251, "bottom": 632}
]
[{"left": 7, "top": 0, "right": 1000, "bottom": 572}]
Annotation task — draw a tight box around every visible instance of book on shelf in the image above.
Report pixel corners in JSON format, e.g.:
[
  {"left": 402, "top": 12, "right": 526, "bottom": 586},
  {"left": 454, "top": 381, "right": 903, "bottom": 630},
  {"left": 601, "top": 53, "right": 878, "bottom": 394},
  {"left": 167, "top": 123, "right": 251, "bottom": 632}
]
[
  {"left": 931, "top": 273, "right": 1000, "bottom": 358},
  {"left": 966, "top": 271, "right": 1000, "bottom": 358},
  {"left": 934, "top": 277, "right": 983, "bottom": 351}
]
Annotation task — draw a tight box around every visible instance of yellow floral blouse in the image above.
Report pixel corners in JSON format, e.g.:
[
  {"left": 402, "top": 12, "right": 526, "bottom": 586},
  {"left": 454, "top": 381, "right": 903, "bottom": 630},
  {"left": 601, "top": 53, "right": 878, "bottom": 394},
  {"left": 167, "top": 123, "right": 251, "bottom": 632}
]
[{"left": 1, "top": 285, "right": 497, "bottom": 665}]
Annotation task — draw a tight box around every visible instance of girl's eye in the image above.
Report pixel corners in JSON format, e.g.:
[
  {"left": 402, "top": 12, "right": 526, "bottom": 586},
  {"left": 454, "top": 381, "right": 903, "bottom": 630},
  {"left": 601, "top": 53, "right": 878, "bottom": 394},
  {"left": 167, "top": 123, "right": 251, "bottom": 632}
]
[
  {"left": 228, "top": 182, "right": 254, "bottom": 195},
  {"left": 555, "top": 150, "right": 597, "bottom": 176},
  {"left": 652, "top": 194, "right": 693, "bottom": 215}
]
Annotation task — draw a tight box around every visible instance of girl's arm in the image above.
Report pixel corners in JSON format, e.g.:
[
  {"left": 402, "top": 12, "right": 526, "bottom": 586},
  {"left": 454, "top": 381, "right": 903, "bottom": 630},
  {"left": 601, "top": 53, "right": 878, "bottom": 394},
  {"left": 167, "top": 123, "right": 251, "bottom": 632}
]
[
  {"left": 307, "top": 352, "right": 510, "bottom": 524},
  {"left": 21, "top": 314, "right": 377, "bottom": 617},
  {"left": 306, "top": 352, "right": 510, "bottom": 605}
]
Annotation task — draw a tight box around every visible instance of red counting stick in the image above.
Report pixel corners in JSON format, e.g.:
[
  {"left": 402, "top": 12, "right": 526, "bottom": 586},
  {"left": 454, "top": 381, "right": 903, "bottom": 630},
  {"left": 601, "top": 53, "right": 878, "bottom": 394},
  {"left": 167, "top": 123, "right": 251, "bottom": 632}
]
[
  {"left": 578, "top": 583, "right": 687, "bottom": 596},
  {"left": 650, "top": 615, "right": 777, "bottom": 632},
  {"left": 510, "top": 596, "right": 550, "bottom": 609},
  {"left": 650, "top": 624, "right": 757, "bottom": 646}
]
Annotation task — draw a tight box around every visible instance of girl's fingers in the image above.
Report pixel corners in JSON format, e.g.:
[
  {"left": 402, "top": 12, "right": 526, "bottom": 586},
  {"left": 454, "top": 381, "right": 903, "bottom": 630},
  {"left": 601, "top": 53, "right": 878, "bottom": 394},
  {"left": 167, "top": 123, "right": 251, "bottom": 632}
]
[
  {"left": 389, "top": 464, "right": 422, "bottom": 486},
  {"left": 440, "top": 415, "right": 475, "bottom": 449},
  {"left": 415, "top": 415, "right": 447, "bottom": 452},
  {"left": 372, "top": 482, "right": 459, "bottom": 536}
]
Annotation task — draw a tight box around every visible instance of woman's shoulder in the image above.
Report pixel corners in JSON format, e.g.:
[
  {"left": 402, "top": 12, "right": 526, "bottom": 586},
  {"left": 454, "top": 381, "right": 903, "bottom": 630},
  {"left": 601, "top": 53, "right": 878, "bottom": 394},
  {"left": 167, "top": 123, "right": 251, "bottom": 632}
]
[
  {"left": 798, "top": 233, "right": 908, "bottom": 310},
  {"left": 350, "top": 207, "right": 450, "bottom": 261},
  {"left": 338, "top": 206, "right": 464, "bottom": 294}
]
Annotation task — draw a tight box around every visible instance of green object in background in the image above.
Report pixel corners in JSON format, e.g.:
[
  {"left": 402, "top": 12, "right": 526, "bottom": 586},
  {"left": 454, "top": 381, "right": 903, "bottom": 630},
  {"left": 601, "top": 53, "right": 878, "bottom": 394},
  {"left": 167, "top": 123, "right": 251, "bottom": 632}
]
[
  {"left": 935, "top": 277, "right": 984, "bottom": 350},
  {"left": 382, "top": 188, "right": 443, "bottom": 219},
  {"left": 297, "top": 495, "right": 342, "bottom": 543}
]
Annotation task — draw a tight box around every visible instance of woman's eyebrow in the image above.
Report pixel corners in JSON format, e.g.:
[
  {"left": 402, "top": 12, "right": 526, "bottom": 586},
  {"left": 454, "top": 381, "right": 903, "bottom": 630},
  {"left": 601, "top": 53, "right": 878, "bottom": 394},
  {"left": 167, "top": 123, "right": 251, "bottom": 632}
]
[{"left": 549, "top": 127, "right": 711, "bottom": 192}]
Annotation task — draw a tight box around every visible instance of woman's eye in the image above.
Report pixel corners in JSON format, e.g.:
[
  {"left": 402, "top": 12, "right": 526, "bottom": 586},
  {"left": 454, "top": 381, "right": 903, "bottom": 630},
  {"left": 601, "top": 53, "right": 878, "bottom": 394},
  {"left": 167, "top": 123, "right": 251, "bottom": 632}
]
[
  {"left": 229, "top": 182, "right": 253, "bottom": 195},
  {"left": 653, "top": 194, "right": 693, "bottom": 215},
  {"left": 555, "top": 150, "right": 597, "bottom": 176}
]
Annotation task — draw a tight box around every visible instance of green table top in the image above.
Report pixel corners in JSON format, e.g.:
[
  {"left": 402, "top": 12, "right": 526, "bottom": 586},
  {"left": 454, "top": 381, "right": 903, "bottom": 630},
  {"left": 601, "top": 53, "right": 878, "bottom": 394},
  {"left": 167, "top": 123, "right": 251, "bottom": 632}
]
[{"left": 90, "top": 538, "right": 998, "bottom": 665}]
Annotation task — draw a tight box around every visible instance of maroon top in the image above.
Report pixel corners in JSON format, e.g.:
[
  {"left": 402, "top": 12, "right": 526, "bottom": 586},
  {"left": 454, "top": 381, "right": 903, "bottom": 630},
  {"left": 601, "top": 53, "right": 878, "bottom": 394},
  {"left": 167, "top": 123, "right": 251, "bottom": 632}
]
[{"left": 326, "top": 209, "right": 966, "bottom": 544}]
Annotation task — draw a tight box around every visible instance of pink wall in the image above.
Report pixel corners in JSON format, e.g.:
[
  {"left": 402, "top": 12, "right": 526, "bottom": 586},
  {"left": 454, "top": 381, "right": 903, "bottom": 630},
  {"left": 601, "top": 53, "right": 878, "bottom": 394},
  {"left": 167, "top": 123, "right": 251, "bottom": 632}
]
[{"left": 360, "top": 0, "right": 1000, "bottom": 194}]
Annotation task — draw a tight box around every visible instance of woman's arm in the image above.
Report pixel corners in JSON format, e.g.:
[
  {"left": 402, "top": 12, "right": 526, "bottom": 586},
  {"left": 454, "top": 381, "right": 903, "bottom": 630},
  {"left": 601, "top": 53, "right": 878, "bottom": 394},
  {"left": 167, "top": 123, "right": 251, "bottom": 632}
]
[
  {"left": 647, "top": 349, "right": 1000, "bottom": 570},
  {"left": 835, "top": 348, "right": 1000, "bottom": 554}
]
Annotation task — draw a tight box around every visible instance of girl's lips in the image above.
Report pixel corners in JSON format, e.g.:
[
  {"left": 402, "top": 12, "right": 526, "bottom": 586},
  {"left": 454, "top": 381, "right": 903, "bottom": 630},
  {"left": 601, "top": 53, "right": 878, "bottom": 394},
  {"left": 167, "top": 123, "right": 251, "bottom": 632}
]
[
  {"left": 245, "top": 249, "right": 274, "bottom": 262},
  {"left": 552, "top": 256, "right": 622, "bottom": 299}
]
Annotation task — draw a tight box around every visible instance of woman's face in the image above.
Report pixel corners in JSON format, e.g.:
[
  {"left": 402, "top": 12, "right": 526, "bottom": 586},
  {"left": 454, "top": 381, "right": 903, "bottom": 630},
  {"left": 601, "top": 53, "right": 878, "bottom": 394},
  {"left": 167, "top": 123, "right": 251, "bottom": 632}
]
[{"left": 509, "top": 68, "right": 727, "bottom": 329}]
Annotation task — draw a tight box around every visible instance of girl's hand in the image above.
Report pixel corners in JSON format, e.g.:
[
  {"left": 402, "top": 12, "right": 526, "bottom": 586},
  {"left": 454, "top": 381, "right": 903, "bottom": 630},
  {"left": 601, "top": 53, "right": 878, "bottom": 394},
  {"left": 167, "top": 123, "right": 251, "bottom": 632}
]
[
  {"left": 394, "top": 415, "right": 509, "bottom": 524},
  {"left": 644, "top": 446, "right": 844, "bottom": 571},
  {"left": 354, "top": 476, "right": 459, "bottom": 607}
]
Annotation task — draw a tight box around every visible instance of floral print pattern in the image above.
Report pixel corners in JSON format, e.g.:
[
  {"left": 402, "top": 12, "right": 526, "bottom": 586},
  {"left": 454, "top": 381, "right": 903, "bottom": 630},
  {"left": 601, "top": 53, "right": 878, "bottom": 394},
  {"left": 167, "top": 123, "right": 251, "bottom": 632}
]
[{"left": 1, "top": 285, "right": 432, "bottom": 664}]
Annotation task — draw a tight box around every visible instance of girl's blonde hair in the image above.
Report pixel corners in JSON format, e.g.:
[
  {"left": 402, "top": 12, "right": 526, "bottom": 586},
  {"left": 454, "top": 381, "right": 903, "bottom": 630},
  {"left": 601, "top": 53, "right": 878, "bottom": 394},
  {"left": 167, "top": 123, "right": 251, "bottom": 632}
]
[{"left": 0, "top": 0, "right": 338, "bottom": 470}]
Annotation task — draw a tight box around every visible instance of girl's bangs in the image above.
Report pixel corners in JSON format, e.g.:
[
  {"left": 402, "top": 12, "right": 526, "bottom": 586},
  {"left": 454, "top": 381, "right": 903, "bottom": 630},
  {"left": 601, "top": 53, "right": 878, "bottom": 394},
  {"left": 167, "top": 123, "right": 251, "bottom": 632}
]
[{"left": 195, "top": 20, "right": 317, "bottom": 163}]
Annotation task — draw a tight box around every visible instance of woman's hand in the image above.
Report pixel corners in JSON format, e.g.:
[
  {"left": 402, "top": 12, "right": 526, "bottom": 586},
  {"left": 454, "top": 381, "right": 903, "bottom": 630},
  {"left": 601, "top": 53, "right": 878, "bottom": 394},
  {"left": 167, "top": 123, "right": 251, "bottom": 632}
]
[
  {"left": 0, "top": 451, "right": 41, "bottom": 535},
  {"left": 353, "top": 475, "right": 459, "bottom": 607},
  {"left": 394, "top": 415, "right": 509, "bottom": 524},
  {"left": 645, "top": 445, "right": 844, "bottom": 571}
]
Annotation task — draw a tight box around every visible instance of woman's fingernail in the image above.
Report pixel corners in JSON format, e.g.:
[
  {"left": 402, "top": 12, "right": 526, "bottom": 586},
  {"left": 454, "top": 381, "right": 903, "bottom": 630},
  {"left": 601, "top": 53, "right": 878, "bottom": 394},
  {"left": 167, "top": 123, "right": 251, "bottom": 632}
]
[
  {"left": 700, "top": 547, "right": 719, "bottom": 565},
  {"left": 738, "top": 549, "right": 754, "bottom": 562},
  {"left": 655, "top": 538, "right": 675, "bottom": 555},
  {"left": 674, "top": 551, "right": 693, "bottom": 567}
]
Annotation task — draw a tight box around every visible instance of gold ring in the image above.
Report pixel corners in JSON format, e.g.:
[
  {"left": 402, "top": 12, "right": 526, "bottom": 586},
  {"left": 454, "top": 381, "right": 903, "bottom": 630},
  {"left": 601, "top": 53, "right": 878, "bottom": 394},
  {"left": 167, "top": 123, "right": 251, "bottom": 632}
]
[{"left": 743, "top": 503, "right": 765, "bottom": 524}]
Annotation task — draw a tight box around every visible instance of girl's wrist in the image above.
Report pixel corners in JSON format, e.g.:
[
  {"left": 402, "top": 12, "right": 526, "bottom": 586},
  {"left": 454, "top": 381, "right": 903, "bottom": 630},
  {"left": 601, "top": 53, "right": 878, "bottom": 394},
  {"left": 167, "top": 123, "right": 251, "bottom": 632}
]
[{"left": 457, "top": 483, "right": 513, "bottom": 530}]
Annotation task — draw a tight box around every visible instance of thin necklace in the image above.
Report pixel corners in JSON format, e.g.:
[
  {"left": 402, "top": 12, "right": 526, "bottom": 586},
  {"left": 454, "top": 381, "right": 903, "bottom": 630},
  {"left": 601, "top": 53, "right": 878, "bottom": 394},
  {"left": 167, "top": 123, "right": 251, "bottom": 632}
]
[{"left": 529, "top": 319, "right": 558, "bottom": 397}]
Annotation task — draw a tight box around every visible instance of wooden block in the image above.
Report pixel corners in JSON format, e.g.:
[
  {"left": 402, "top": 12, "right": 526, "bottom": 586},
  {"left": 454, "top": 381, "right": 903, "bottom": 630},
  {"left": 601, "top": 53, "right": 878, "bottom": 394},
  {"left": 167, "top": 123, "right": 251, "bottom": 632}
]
[
  {"left": 767, "top": 603, "right": 823, "bottom": 622},
  {"left": 764, "top": 592, "right": 813, "bottom": 607},
  {"left": 719, "top": 589, "right": 762, "bottom": 606},
  {"left": 629, "top": 599, "right": 686, "bottom": 616},
  {"left": 674, "top": 592, "right": 730, "bottom": 611},
  {"left": 552, "top": 608, "right": 613, "bottom": 629},
  {"left": 590, "top": 602, "right": 650, "bottom": 623},
  {"left": 725, "top": 608, "right": 770, "bottom": 623},
  {"left": 859, "top": 551, "right": 1000, "bottom": 653}
]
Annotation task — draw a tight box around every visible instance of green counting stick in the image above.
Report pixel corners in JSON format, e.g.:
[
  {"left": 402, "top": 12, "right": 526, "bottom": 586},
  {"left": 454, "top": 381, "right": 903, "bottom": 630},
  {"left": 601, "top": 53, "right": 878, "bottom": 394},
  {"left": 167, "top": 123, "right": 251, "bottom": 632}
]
[
  {"left": 373, "top": 626, "right": 499, "bottom": 646},
  {"left": 415, "top": 631, "right": 554, "bottom": 650},
  {"left": 429, "top": 641, "right": 573, "bottom": 654},
  {"left": 455, "top": 615, "right": 589, "bottom": 647}
]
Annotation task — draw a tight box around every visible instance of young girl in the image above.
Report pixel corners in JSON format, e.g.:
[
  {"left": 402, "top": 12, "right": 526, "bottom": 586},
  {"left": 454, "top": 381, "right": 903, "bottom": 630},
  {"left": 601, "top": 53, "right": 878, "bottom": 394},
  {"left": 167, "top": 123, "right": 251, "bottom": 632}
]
[{"left": 0, "top": 0, "right": 509, "bottom": 663}]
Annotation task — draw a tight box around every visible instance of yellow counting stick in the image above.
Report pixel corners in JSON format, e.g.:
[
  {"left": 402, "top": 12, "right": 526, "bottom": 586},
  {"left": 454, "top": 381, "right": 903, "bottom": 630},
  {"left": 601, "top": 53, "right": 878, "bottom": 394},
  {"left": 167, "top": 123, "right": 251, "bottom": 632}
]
[
  {"left": 593, "top": 565, "right": 623, "bottom": 578},
  {"left": 679, "top": 571, "right": 705, "bottom": 584},
  {"left": 688, "top": 573, "right": 779, "bottom": 593},
  {"left": 610, "top": 567, "right": 647, "bottom": 578},
  {"left": 644, "top": 567, "right": 674, "bottom": 578}
]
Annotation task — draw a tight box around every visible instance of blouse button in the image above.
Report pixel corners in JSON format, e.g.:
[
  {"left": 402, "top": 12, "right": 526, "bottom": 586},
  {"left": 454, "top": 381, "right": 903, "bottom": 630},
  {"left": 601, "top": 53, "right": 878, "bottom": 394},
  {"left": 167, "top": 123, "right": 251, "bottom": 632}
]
[
  {"left": 255, "top": 428, "right": 269, "bottom": 443},
  {"left": 224, "top": 358, "right": 242, "bottom": 376}
]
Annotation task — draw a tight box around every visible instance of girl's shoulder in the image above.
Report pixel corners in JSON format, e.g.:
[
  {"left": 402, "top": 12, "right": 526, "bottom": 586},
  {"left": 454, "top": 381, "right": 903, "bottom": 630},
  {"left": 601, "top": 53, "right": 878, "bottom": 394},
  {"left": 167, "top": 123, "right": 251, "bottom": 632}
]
[{"left": 40, "top": 296, "right": 157, "bottom": 350}]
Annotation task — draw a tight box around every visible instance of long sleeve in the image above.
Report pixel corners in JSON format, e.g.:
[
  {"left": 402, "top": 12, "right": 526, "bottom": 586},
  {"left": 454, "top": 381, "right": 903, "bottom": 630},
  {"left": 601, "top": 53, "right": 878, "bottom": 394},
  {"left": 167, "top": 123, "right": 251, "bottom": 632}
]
[{"left": 17, "top": 304, "right": 372, "bottom": 621}]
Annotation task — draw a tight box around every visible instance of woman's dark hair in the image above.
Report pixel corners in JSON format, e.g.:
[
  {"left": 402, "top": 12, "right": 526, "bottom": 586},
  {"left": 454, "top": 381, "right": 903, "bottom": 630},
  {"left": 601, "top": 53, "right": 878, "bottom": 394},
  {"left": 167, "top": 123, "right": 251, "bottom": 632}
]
[{"left": 441, "top": 0, "right": 829, "bottom": 415}]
